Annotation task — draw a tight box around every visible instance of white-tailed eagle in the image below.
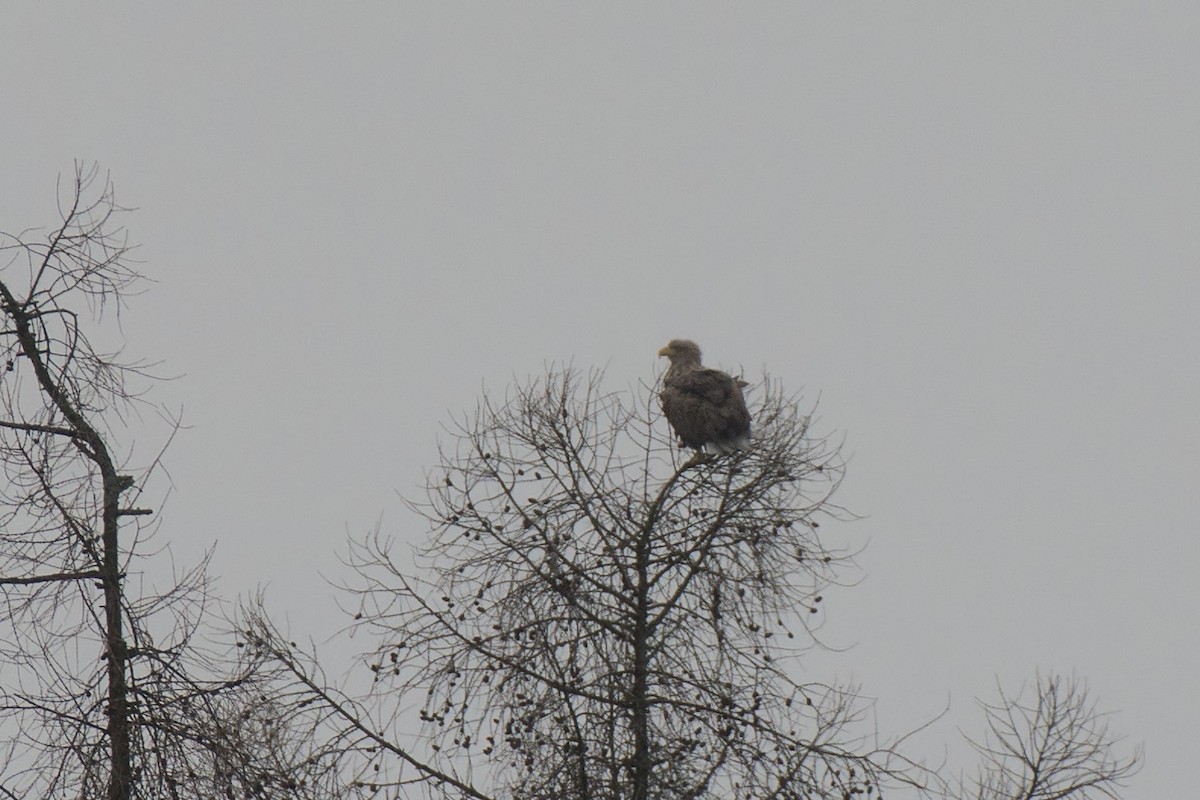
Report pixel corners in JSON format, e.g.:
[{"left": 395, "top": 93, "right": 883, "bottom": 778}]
[{"left": 657, "top": 339, "right": 751, "bottom": 454}]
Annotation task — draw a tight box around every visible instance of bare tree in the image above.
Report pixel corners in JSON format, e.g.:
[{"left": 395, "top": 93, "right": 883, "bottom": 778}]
[
  {"left": 956, "top": 673, "right": 1141, "bottom": 800},
  {"left": 255, "top": 366, "right": 931, "bottom": 799},
  {"left": 233, "top": 367, "right": 1143, "bottom": 800},
  {"left": 0, "top": 165, "right": 335, "bottom": 799}
]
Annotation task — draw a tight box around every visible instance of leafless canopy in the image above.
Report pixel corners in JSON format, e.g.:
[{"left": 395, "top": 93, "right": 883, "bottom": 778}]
[
  {"left": 0, "top": 165, "right": 337, "bottom": 799},
  {"left": 329, "top": 366, "right": 927, "bottom": 800},
  {"left": 959, "top": 674, "right": 1142, "bottom": 800}
]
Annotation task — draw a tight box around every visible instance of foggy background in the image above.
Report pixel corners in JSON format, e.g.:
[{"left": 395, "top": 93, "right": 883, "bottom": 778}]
[{"left": 4, "top": 5, "right": 1196, "bottom": 796}]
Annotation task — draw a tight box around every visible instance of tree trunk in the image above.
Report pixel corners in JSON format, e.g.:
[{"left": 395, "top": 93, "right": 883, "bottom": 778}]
[
  {"left": 102, "top": 474, "right": 131, "bottom": 800},
  {"left": 631, "top": 522, "right": 652, "bottom": 800},
  {"left": 1, "top": 292, "right": 133, "bottom": 800}
]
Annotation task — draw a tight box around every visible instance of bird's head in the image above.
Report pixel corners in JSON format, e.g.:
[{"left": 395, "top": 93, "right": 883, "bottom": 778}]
[{"left": 658, "top": 339, "right": 703, "bottom": 367}]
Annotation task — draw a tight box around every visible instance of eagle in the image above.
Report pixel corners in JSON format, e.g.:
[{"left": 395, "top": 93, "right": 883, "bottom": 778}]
[{"left": 657, "top": 339, "right": 751, "bottom": 454}]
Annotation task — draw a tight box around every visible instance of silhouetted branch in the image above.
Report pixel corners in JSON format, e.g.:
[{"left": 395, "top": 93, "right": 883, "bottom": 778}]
[
  {"left": 956, "top": 673, "right": 1141, "bottom": 800},
  {"left": 0, "top": 569, "right": 103, "bottom": 586}
]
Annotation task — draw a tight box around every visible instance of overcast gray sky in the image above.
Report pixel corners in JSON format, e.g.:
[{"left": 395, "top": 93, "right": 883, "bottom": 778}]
[{"left": 4, "top": 5, "right": 1196, "bottom": 796}]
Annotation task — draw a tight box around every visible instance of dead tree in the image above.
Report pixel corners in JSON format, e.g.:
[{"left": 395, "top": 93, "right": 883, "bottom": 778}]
[
  {"left": 0, "top": 164, "right": 151, "bottom": 799},
  {"left": 0, "top": 166, "right": 336, "bottom": 799},
  {"left": 956, "top": 673, "right": 1141, "bottom": 800},
  {"left": 296, "top": 366, "right": 931, "bottom": 799}
]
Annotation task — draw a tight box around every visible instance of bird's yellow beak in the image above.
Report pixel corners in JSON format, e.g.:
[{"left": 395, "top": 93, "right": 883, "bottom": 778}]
[{"left": 657, "top": 346, "right": 671, "bottom": 357}]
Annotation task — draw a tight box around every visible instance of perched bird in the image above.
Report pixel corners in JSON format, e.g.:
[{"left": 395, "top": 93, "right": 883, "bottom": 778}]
[{"left": 657, "top": 339, "right": 751, "bottom": 454}]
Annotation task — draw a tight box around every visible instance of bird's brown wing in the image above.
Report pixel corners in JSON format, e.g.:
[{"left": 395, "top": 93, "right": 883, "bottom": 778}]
[{"left": 661, "top": 368, "right": 751, "bottom": 449}]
